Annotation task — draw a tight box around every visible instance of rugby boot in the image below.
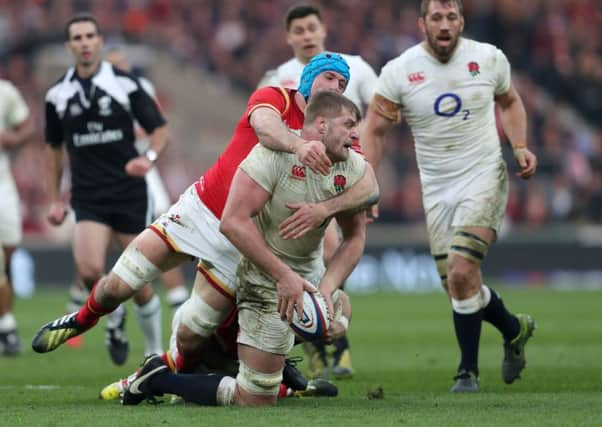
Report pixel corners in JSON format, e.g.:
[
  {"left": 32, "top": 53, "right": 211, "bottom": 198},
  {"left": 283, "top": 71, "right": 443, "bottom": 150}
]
[
  {"left": 450, "top": 370, "right": 480, "bottom": 393},
  {"left": 106, "top": 306, "right": 129, "bottom": 366},
  {"left": 332, "top": 348, "right": 354, "bottom": 379},
  {"left": 122, "top": 354, "right": 168, "bottom": 405},
  {"left": 282, "top": 356, "right": 308, "bottom": 391},
  {"left": 32, "top": 312, "right": 87, "bottom": 353},
  {"left": 295, "top": 378, "right": 338, "bottom": 397},
  {"left": 502, "top": 313, "right": 536, "bottom": 384},
  {"left": 0, "top": 329, "right": 22, "bottom": 356}
]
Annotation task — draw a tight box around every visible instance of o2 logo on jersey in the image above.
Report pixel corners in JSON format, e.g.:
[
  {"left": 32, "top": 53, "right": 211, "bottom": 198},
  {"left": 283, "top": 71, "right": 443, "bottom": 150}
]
[{"left": 434, "top": 93, "right": 470, "bottom": 120}]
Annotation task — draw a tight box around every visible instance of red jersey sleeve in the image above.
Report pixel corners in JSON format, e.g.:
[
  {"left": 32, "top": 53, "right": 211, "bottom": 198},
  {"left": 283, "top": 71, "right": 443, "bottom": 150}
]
[{"left": 245, "top": 86, "right": 292, "bottom": 119}]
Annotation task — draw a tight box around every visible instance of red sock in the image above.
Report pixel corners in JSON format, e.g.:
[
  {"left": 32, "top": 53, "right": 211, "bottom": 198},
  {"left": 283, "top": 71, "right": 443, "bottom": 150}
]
[
  {"left": 175, "top": 352, "right": 199, "bottom": 374},
  {"left": 75, "top": 284, "right": 116, "bottom": 330}
]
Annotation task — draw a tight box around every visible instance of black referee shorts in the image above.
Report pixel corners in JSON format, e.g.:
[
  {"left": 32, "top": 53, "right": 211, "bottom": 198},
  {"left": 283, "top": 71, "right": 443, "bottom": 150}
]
[{"left": 71, "top": 197, "right": 152, "bottom": 235}]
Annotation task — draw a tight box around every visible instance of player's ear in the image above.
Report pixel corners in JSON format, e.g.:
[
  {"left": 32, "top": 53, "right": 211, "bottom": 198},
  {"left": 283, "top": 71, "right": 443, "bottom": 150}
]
[
  {"left": 318, "top": 117, "right": 328, "bottom": 134},
  {"left": 418, "top": 17, "right": 426, "bottom": 35}
]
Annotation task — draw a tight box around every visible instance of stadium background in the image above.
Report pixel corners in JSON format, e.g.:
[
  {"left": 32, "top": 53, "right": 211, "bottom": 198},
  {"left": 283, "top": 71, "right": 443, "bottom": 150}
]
[
  {"left": 3, "top": 0, "right": 600, "bottom": 292},
  {"left": 1, "top": 2, "right": 601, "bottom": 425}
]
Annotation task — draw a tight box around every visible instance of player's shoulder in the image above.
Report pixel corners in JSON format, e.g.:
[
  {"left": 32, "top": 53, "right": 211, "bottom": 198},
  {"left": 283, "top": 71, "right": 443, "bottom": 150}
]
[
  {"left": 382, "top": 43, "right": 425, "bottom": 72},
  {"left": 276, "top": 57, "right": 302, "bottom": 73},
  {"left": 461, "top": 38, "right": 504, "bottom": 59}
]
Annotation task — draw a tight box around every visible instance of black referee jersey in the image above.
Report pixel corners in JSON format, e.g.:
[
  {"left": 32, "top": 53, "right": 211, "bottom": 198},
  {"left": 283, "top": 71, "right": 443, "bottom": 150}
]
[{"left": 45, "top": 61, "right": 166, "bottom": 204}]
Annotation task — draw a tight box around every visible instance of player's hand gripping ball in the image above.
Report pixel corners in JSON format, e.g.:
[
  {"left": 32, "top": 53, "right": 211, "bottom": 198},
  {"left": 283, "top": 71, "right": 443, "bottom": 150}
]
[{"left": 290, "top": 291, "right": 331, "bottom": 341}]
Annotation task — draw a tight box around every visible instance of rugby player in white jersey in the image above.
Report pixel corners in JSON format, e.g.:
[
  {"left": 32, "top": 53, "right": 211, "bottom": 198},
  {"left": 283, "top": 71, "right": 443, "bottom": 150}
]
[
  {"left": 258, "top": 4, "right": 379, "bottom": 379},
  {"left": 361, "top": 0, "right": 537, "bottom": 392},
  {"left": 0, "top": 79, "right": 34, "bottom": 355},
  {"left": 119, "top": 91, "right": 377, "bottom": 407}
]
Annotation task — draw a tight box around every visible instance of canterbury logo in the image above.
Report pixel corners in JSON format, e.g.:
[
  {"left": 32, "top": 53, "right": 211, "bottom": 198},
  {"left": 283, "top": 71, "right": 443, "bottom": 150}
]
[
  {"left": 291, "top": 165, "right": 306, "bottom": 179},
  {"left": 407, "top": 72, "right": 425, "bottom": 84}
]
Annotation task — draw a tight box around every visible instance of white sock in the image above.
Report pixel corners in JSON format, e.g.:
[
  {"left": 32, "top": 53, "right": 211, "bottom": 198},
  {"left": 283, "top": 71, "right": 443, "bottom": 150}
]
[
  {"left": 135, "top": 295, "right": 163, "bottom": 356},
  {"left": 105, "top": 304, "right": 126, "bottom": 330},
  {"left": 0, "top": 313, "right": 17, "bottom": 332},
  {"left": 166, "top": 285, "right": 189, "bottom": 308}
]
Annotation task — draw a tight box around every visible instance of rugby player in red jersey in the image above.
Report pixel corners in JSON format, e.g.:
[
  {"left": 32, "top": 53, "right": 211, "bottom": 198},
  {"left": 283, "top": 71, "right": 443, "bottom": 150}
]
[{"left": 32, "top": 53, "right": 377, "bottom": 376}]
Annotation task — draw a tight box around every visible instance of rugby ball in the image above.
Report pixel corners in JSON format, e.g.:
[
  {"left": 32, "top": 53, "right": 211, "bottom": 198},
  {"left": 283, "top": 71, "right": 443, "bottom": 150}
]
[{"left": 290, "top": 291, "right": 330, "bottom": 341}]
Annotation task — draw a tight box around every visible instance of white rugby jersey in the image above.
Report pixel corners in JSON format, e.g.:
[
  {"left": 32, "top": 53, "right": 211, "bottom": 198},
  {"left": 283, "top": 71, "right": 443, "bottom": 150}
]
[
  {"left": 377, "top": 38, "right": 511, "bottom": 184},
  {"left": 259, "top": 54, "right": 378, "bottom": 112},
  {"left": 0, "top": 80, "right": 29, "bottom": 176},
  {"left": 238, "top": 144, "right": 365, "bottom": 287}
]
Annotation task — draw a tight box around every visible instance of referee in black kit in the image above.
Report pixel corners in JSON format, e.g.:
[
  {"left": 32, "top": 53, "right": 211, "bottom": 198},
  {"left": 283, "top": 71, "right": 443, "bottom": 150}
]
[{"left": 44, "top": 14, "right": 168, "bottom": 365}]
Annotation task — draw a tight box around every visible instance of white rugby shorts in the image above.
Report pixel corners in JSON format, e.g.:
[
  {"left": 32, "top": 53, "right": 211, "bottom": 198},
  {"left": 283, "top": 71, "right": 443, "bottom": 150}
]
[
  {"left": 423, "top": 161, "right": 508, "bottom": 255},
  {"left": 149, "top": 184, "right": 240, "bottom": 299}
]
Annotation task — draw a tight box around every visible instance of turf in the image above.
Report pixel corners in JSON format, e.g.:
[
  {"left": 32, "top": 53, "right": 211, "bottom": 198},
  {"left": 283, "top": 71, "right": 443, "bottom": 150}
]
[{"left": 2, "top": 288, "right": 601, "bottom": 426}]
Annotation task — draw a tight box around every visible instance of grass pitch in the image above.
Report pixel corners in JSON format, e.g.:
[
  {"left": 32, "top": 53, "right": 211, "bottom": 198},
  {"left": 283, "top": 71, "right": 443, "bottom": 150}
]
[{"left": 2, "top": 287, "right": 601, "bottom": 426}]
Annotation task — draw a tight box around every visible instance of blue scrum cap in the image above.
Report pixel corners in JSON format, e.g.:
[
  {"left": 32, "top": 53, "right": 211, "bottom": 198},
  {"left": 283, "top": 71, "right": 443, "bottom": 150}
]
[{"left": 297, "top": 52, "right": 350, "bottom": 100}]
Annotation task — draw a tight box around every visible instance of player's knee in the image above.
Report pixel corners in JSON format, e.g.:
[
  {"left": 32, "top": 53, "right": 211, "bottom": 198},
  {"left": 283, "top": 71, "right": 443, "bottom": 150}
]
[
  {"left": 111, "top": 245, "right": 161, "bottom": 291},
  {"left": 235, "top": 360, "right": 281, "bottom": 405},
  {"left": 77, "top": 264, "right": 103, "bottom": 289},
  {"left": 175, "top": 323, "right": 204, "bottom": 357},
  {"left": 179, "top": 291, "right": 225, "bottom": 338},
  {"left": 447, "top": 260, "right": 472, "bottom": 288}
]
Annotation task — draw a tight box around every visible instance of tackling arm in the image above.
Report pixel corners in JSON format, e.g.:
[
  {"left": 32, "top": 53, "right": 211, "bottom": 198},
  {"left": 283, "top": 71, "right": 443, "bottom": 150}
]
[
  {"left": 250, "top": 107, "right": 331, "bottom": 176},
  {"left": 219, "top": 168, "right": 314, "bottom": 323},
  {"left": 279, "top": 163, "right": 380, "bottom": 239}
]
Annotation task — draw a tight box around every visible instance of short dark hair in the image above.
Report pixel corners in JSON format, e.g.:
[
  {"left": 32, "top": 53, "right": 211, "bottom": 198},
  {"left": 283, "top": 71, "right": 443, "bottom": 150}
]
[
  {"left": 285, "top": 4, "right": 322, "bottom": 31},
  {"left": 420, "top": 0, "right": 464, "bottom": 18},
  {"left": 305, "top": 91, "right": 361, "bottom": 125},
  {"left": 65, "top": 13, "right": 100, "bottom": 41}
]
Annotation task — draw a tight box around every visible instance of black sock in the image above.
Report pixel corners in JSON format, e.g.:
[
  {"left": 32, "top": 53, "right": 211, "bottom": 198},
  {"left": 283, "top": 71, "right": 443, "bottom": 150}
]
[
  {"left": 147, "top": 372, "right": 225, "bottom": 406},
  {"left": 333, "top": 335, "right": 349, "bottom": 358},
  {"left": 482, "top": 287, "right": 520, "bottom": 341},
  {"left": 452, "top": 310, "right": 483, "bottom": 375}
]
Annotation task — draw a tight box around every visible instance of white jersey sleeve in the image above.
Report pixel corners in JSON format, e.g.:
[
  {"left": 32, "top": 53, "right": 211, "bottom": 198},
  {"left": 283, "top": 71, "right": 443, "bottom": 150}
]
[{"left": 493, "top": 48, "right": 511, "bottom": 95}]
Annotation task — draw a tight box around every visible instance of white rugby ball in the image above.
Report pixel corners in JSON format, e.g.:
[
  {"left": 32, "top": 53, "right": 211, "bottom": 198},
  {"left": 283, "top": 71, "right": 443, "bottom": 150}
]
[{"left": 290, "top": 291, "right": 330, "bottom": 341}]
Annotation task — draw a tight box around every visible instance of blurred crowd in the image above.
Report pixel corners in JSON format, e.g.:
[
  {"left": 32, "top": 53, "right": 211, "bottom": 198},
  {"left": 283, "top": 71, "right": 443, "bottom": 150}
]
[{"left": 0, "top": 0, "right": 600, "bottom": 238}]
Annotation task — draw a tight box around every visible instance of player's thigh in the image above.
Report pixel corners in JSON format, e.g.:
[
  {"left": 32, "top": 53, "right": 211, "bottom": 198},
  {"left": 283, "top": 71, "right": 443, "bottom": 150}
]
[
  {"left": 72, "top": 220, "right": 113, "bottom": 277},
  {"left": 453, "top": 162, "right": 508, "bottom": 234},
  {"left": 237, "top": 278, "right": 295, "bottom": 356},
  {"left": 153, "top": 185, "right": 240, "bottom": 296},
  {"left": 121, "top": 228, "right": 189, "bottom": 272}
]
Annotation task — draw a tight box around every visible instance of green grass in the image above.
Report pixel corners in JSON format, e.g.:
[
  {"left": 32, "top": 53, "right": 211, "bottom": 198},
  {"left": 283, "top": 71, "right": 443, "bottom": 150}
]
[{"left": 2, "top": 288, "right": 602, "bottom": 426}]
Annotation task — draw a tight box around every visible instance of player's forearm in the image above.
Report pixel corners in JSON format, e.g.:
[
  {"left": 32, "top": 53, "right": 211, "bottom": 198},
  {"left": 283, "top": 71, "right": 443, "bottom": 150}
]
[
  {"left": 220, "top": 216, "right": 293, "bottom": 282},
  {"left": 319, "top": 164, "right": 380, "bottom": 217},
  {"left": 320, "top": 226, "right": 366, "bottom": 294},
  {"left": 45, "top": 145, "right": 64, "bottom": 202},
  {"left": 251, "top": 110, "right": 304, "bottom": 154},
  {"left": 499, "top": 96, "right": 528, "bottom": 149},
  {"left": 147, "top": 125, "right": 169, "bottom": 157}
]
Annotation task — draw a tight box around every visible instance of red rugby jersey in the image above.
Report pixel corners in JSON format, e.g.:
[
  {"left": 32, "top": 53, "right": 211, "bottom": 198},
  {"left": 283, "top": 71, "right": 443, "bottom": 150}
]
[{"left": 195, "top": 87, "right": 304, "bottom": 218}]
